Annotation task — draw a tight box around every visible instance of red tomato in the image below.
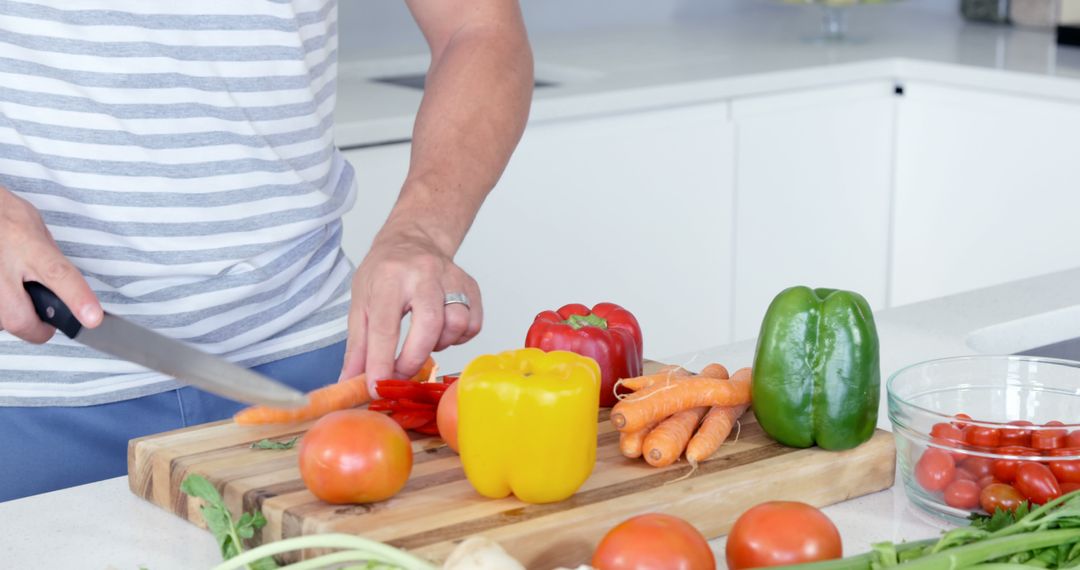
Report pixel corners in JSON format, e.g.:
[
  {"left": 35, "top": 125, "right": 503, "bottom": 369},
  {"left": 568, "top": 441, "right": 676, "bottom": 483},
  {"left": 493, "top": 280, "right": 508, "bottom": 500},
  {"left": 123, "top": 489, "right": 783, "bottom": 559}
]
[
  {"left": 1001, "top": 421, "right": 1034, "bottom": 447},
  {"left": 980, "top": 483, "right": 1027, "bottom": 514},
  {"left": 966, "top": 426, "right": 1002, "bottom": 448},
  {"left": 954, "top": 467, "right": 976, "bottom": 482},
  {"left": 952, "top": 413, "right": 973, "bottom": 429},
  {"left": 930, "top": 423, "right": 967, "bottom": 460},
  {"left": 944, "top": 479, "right": 981, "bottom": 509},
  {"left": 1048, "top": 448, "right": 1080, "bottom": 484},
  {"left": 991, "top": 447, "right": 1040, "bottom": 483},
  {"left": 960, "top": 456, "right": 994, "bottom": 479},
  {"left": 1068, "top": 431, "right": 1080, "bottom": 449},
  {"left": 916, "top": 448, "right": 956, "bottom": 492},
  {"left": 1032, "top": 421, "right": 1068, "bottom": 451},
  {"left": 592, "top": 514, "right": 714, "bottom": 570},
  {"left": 726, "top": 502, "right": 841, "bottom": 570},
  {"left": 436, "top": 381, "right": 459, "bottom": 453},
  {"left": 298, "top": 410, "right": 413, "bottom": 504},
  {"left": 1014, "top": 462, "right": 1062, "bottom": 505},
  {"left": 1062, "top": 482, "right": 1080, "bottom": 494},
  {"left": 977, "top": 475, "right": 999, "bottom": 489}
]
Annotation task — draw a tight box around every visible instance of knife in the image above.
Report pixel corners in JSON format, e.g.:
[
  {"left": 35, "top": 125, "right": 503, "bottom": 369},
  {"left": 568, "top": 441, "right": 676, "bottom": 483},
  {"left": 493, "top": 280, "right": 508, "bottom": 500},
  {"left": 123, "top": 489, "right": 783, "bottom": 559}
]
[{"left": 24, "top": 282, "right": 309, "bottom": 409}]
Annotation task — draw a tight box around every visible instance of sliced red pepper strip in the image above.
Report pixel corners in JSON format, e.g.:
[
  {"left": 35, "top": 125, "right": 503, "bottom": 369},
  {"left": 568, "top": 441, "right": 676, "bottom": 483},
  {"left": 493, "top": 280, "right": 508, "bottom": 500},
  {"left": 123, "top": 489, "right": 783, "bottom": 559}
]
[
  {"left": 442, "top": 375, "right": 459, "bottom": 385},
  {"left": 395, "top": 398, "right": 436, "bottom": 411},
  {"left": 368, "top": 399, "right": 395, "bottom": 412},
  {"left": 376, "top": 385, "right": 425, "bottom": 401},
  {"left": 414, "top": 421, "right": 441, "bottom": 436},
  {"left": 391, "top": 410, "right": 435, "bottom": 430}
]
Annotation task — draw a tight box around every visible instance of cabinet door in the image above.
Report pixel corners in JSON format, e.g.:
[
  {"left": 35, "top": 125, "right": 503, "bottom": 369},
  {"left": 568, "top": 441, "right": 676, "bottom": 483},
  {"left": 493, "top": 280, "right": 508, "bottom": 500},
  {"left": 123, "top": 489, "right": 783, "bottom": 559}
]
[
  {"left": 731, "top": 82, "right": 896, "bottom": 340},
  {"left": 891, "top": 83, "right": 1080, "bottom": 306},
  {"left": 341, "top": 104, "right": 735, "bottom": 373}
]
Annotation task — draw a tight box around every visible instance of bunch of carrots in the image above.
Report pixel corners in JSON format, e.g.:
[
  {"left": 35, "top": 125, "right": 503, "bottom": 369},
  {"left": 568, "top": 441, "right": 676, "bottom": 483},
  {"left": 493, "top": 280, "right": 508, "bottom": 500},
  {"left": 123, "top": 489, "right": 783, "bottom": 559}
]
[{"left": 611, "top": 363, "right": 752, "bottom": 468}]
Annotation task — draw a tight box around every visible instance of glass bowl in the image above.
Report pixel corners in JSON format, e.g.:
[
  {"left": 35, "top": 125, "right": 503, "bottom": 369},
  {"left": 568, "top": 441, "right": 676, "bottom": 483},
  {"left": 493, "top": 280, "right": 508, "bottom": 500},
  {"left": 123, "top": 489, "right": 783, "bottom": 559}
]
[{"left": 888, "top": 355, "right": 1080, "bottom": 525}]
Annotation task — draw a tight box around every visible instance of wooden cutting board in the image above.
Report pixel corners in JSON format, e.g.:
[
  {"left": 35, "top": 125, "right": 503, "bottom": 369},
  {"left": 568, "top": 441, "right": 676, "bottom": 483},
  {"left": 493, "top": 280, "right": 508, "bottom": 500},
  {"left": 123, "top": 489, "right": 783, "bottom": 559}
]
[{"left": 128, "top": 362, "right": 896, "bottom": 569}]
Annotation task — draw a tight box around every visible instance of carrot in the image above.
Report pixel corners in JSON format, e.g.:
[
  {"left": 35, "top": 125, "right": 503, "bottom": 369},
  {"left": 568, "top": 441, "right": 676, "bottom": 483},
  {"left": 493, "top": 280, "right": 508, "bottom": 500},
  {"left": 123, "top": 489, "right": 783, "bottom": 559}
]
[
  {"left": 643, "top": 406, "right": 708, "bottom": 467},
  {"left": 234, "top": 356, "right": 437, "bottom": 425},
  {"left": 610, "top": 373, "right": 752, "bottom": 432},
  {"left": 699, "top": 363, "right": 730, "bottom": 379},
  {"left": 619, "top": 423, "right": 656, "bottom": 459},
  {"left": 685, "top": 403, "right": 750, "bottom": 465},
  {"left": 616, "top": 367, "right": 692, "bottom": 392}
]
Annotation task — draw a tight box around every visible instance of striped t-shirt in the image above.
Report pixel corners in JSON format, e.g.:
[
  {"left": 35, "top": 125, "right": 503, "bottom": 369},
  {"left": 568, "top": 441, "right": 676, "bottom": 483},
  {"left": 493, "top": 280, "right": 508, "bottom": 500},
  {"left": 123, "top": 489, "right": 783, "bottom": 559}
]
[{"left": 0, "top": 0, "right": 356, "bottom": 406}]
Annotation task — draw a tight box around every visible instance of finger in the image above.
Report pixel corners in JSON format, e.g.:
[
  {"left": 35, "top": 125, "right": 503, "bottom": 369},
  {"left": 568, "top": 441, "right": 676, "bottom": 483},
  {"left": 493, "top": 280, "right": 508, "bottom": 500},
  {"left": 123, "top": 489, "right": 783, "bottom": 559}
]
[
  {"left": 339, "top": 304, "right": 367, "bottom": 382},
  {"left": 396, "top": 281, "right": 444, "bottom": 377},
  {"left": 434, "top": 303, "right": 469, "bottom": 352},
  {"left": 0, "top": 280, "right": 56, "bottom": 343},
  {"left": 457, "top": 277, "right": 483, "bottom": 345},
  {"left": 27, "top": 250, "right": 102, "bottom": 328},
  {"left": 363, "top": 284, "right": 405, "bottom": 395}
]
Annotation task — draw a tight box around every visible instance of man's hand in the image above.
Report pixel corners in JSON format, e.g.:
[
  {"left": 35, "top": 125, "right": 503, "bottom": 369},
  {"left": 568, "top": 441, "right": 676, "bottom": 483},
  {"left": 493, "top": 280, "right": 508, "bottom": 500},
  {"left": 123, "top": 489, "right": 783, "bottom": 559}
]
[
  {"left": 0, "top": 187, "right": 103, "bottom": 342},
  {"left": 340, "top": 0, "right": 532, "bottom": 393},
  {"left": 342, "top": 218, "right": 482, "bottom": 386}
]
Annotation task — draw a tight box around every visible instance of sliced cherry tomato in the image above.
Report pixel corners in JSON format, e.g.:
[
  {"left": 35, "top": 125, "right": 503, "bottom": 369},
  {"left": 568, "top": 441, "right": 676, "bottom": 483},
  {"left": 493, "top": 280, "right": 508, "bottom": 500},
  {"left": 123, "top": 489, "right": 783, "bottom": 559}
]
[
  {"left": 916, "top": 448, "right": 956, "bottom": 492},
  {"left": 391, "top": 410, "right": 436, "bottom": 430},
  {"left": 966, "top": 427, "right": 1002, "bottom": 448},
  {"left": 1014, "top": 462, "right": 1062, "bottom": 505},
  {"left": 1048, "top": 448, "right": 1080, "bottom": 484},
  {"left": 1068, "top": 431, "right": 1080, "bottom": 449},
  {"left": 1001, "top": 420, "right": 1034, "bottom": 447},
  {"left": 977, "top": 475, "right": 999, "bottom": 489},
  {"left": 944, "top": 479, "right": 980, "bottom": 509},
  {"left": 991, "top": 447, "right": 1040, "bottom": 483},
  {"left": 1032, "top": 421, "right": 1068, "bottom": 451},
  {"left": 960, "top": 456, "right": 994, "bottom": 480},
  {"left": 980, "top": 483, "right": 1027, "bottom": 514}
]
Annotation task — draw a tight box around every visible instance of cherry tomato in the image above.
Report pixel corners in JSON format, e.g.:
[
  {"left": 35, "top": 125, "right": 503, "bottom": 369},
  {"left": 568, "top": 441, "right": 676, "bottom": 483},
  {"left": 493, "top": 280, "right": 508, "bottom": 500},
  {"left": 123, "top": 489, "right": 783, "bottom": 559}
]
[
  {"left": 298, "top": 410, "right": 413, "bottom": 504},
  {"left": 593, "top": 513, "right": 714, "bottom": 570},
  {"left": 1068, "top": 431, "right": 1080, "bottom": 449},
  {"left": 977, "top": 475, "right": 999, "bottom": 489},
  {"left": 1014, "top": 462, "right": 1062, "bottom": 505},
  {"left": 726, "top": 502, "right": 841, "bottom": 570},
  {"left": 1032, "top": 421, "right": 1067, "bottom": 451},
  {"left": 991, "top": 447, "right": 1040, "bottom": 483},
  {"left": 952, "top": 413, "right": 973, "bottom": 429},
  {"left": 966, "top": 426, "right": 1002, "bottom": 448},
  {"left": 1048, "top": 448, "right": 1080, "bottom": 484},
  {"left": 930, "top": 423, "right": 967, "bottom": 460},
  {"left": 916, "top": 448, "right": 956, "bottom": 492},
  {"left": 980, "top": 483, "right": 1027, "bottom": 514},
  {"left": 944, "top": 479, "right": 981, "bottom": 509},
  {"left": 1062, "top": 482, "right": 1080, "bottom": 494},
  {"left": 960, "top": 456, "right": 994, "bottom": 480},
  {"left": 1001, "top": 421, "right": 1034, "bottom": 447},
  {"left": 954, "top": 467, "right": 976, "bottom": 482},
  {"left": 436, "top": 381, "right": 459, "bottom": 453}
]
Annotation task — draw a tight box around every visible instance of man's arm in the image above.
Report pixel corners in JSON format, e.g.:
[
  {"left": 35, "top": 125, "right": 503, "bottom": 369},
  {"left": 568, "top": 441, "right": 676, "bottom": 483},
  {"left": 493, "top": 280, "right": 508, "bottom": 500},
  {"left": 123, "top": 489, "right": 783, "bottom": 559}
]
[{"left": 341, "top": 0, "right": 533, "bottom": 388}]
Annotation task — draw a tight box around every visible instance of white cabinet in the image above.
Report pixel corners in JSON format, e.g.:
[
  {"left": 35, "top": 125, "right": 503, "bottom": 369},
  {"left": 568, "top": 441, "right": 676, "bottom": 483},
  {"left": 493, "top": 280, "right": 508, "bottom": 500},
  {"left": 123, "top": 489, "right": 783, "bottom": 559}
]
[
  {"left": 730, "top": 82, "right": 897, "bottom": 340},
  {"left": 341, "top": 104, "right": 735, "bottom": 373},
  {"left": 891, "top": 83, "right": 1080, "bottom": 306}
]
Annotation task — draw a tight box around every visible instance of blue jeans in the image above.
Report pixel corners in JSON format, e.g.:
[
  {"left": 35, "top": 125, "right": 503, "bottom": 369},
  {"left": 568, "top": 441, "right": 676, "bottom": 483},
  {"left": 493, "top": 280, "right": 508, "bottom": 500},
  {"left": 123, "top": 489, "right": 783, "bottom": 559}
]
[{"left": 0, "top": 341, "right": 345, "bottom": 503}]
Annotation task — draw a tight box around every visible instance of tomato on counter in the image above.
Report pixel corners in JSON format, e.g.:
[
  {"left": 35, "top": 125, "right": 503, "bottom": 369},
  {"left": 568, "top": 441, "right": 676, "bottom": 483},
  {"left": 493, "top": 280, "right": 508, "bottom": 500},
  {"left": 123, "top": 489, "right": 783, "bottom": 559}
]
[
  {"left": 592, "top": 514, "right": 714, "bottom": 570},
  {"left": 726, "top": 501, "right": 842, "bottom": 570}
]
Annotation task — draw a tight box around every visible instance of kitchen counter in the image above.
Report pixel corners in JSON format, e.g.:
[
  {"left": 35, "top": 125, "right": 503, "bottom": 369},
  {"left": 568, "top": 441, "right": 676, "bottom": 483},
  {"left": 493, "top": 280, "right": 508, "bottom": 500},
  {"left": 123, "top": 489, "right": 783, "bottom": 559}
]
[
  {"left": 335, "top": 2, "right": 1080, "bottom": 146},
  {"left": 7, "top": 266, "right": 1080, "bottom": 569}
]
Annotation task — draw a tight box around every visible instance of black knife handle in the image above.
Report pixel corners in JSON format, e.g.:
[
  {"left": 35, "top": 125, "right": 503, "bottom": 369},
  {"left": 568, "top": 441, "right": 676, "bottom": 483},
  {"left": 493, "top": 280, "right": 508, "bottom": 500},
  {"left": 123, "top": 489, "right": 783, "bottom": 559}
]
[{"left": 24, "top": 282, "right": 83, "bottom": 339}]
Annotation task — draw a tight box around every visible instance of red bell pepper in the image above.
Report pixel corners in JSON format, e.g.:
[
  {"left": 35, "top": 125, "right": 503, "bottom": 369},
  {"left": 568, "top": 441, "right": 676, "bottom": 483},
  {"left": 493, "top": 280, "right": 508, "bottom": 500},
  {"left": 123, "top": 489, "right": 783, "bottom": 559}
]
[{"left": 525, "top": 302, "right": 643, "bottom": 407}]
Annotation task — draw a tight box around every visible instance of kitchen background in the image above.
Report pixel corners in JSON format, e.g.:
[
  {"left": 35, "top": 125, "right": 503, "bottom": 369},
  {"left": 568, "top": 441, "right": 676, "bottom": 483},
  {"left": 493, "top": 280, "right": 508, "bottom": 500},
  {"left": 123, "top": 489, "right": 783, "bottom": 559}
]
[{"left": 329, "top": 0, "right": 1080, "bottom": 374}]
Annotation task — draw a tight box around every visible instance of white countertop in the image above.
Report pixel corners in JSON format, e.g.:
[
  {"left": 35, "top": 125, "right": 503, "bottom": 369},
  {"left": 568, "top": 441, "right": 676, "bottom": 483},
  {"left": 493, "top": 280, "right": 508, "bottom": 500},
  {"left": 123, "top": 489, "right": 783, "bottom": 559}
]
[
  {"left": 335, "top": 2, "right": 1080, "bottom": 147},
  {"left": 8, "top": 265, "right": 1080, "bottom": 569}
]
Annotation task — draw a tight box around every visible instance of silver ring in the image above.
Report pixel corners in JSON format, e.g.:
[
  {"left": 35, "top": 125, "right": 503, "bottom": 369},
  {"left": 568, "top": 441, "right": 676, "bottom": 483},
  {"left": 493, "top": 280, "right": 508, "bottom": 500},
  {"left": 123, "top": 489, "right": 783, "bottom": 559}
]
[{"left": 443, "top": 292, "right": 471, "bottom": 309}]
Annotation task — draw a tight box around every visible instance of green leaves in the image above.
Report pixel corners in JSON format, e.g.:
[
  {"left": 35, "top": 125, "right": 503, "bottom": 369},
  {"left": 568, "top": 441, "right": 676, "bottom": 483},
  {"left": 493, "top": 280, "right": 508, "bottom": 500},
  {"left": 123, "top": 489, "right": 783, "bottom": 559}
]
[
  {"left": 180, "top": 474, "right": 278, "bottom": 569},
  {"left": 250, "top": 437, "right": 299, "bottom": 450},
  {"left": 970, "top": 502, "right": 1030, "bottom": 533}
]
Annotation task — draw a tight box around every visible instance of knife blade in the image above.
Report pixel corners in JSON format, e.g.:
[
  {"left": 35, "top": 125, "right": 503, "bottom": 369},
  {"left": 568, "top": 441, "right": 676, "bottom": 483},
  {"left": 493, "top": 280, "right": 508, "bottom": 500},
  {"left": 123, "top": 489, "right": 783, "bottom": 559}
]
[{"left": 24, "top": 282, "right": 309, "bottom": 409}]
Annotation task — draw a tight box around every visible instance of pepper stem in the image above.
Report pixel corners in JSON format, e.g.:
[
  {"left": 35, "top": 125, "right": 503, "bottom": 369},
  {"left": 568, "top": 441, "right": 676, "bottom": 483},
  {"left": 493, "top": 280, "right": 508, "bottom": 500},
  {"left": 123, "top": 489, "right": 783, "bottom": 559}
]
[{"left": 564, "top": 313, "right": 607, "bottom": 330}]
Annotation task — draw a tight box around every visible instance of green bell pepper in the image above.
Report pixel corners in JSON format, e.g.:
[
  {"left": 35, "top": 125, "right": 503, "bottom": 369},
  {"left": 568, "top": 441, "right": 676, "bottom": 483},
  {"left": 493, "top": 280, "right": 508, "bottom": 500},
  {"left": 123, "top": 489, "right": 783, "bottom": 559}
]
[{"left": 751, "top": 286, "right": 880, "bottom": 451}]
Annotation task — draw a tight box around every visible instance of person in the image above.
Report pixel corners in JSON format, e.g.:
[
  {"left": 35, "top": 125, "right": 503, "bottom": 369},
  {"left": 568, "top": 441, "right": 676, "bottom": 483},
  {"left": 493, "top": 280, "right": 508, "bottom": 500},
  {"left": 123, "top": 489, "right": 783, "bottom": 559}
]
[{"left": 0, "top": 1, "right": 533, "bottom": 502}]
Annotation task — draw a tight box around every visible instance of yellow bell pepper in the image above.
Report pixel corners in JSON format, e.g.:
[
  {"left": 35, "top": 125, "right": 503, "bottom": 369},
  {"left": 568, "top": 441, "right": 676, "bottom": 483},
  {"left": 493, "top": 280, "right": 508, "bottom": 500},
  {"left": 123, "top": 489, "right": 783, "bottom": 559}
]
[{"left": 457, "top": 348, "right": 600, "bottom": 504}]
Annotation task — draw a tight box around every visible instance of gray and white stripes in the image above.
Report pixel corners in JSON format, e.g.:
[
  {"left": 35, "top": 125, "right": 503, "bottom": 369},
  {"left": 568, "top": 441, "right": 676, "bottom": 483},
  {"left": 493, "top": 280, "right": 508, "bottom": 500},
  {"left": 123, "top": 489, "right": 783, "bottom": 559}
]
[{"left": 0, "top": 0, "right": 356, "bottom": 406}]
